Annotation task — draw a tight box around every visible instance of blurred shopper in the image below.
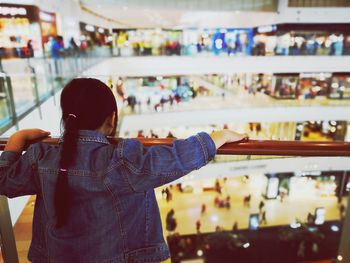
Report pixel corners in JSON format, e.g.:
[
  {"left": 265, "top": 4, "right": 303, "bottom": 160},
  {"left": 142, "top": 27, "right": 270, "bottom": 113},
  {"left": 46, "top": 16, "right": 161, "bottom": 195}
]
[
  {"left": 215, "top": 179, "right": 222, "bottom": 194},
  {"left": 137, "top": 130, "right": 145, "bottom": 138},
  {"left": 201, "top": 203, "right": 206, "bottom": 215},
  {"left": 165, "top": 187, "right": 172, "bottom": 202},
  {"left": 196, "top": 219, "right": 201, "bottom": 233},
  {"left": 259, "top": 200, "right": 265, "bottom": 213},
  {"left": 126, "top": 95, "right": 137, "bottom": 112},
  {"left": 69, "top": 37, "right": 79, "bottom": 56},
  {"left": 260, "top": 210, "right": 267, "bottom": 225},
  {"left": 232, "top": 221, "right": 238, "bottom": 232},
  {"left": 167, "top": 131, "right": 176, "bottom": 138},
  {"left": 166, "top": 209, "right": 177, "bottom": 233},
  {"left": 26, "top": 40, "right": 34, "bottom": 58},
  {"left": 146, "top": 97, "right": 151, "bottom": 109},
  {"left": 150, "top": 130, "right": 159, "bottom": 138},
  {"left": 243, "top": 194, "right": 251, "bottom": 207},
  {"left": 279, "top": 191, "right": 285, "bottom": 203},
  {"left": 225, "top": 195, "right": 231, "bottom": 209},
  {"left": 0, "top": 78, "right": 247, "bottom": 262},
  {"left": 50, "top": 36, "right": 62, "bottom": 76},
  {"left": 242, "top": 175, "right": 250, "bottom": 183},
  {"left": 307, "top": 212, "right": 314, "bottom": 225}
]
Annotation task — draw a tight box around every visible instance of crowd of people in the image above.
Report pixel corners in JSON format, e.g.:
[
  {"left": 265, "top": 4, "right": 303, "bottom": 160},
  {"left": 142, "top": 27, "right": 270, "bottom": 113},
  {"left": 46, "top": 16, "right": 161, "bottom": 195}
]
[{"left": 161, "top": 177, "right": 277, "bottom": 235}]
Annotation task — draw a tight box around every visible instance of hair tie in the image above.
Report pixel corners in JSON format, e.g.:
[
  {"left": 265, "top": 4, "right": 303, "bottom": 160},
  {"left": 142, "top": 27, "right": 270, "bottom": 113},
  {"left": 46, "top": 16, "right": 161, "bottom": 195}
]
[{"left": 68, "top": 114, "right": 77, "bottom": 118}]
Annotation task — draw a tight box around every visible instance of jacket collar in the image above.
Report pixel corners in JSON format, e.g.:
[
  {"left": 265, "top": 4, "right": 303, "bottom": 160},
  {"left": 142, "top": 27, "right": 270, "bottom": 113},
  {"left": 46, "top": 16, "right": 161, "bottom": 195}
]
[{"left": 59, "top": 130, "right": 110, "bottom": 145}]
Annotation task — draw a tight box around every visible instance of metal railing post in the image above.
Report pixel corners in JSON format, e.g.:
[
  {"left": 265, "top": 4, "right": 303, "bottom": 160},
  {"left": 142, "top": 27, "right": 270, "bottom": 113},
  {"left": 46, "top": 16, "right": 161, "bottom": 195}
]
[
  {"left": 44, "top": 57, "right": 56, "bottom": 106},
  {"left": 27, "top": 60, "right": 42, "bottom": 120},
  {"left": 0, "top": 196, "right": 19, "bottom": 263},
  {"left": 5, "top": 76, "right": 18, "bottom": 130}
]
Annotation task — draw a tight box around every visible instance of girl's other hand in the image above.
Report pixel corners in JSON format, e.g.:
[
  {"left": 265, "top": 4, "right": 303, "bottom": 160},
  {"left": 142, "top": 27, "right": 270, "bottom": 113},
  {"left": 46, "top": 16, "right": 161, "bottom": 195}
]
[
  {"left": 4, "top": 129, "right": 51, "bottom": 153},
  {"left": 210, "top": 130, "right": 248, "bottom": 149}
]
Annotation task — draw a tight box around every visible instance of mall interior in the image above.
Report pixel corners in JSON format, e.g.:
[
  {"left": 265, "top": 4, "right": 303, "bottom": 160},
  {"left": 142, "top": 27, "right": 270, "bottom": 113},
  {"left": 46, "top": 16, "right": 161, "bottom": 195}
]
[{"left": 0, "top": 0, "right": 350, "bottom": 262}]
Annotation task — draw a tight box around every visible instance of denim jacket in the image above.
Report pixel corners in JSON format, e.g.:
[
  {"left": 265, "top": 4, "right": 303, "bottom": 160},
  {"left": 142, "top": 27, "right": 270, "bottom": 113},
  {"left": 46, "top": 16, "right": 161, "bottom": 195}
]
[{"left": 0, "top": 130, "right": 216, "bottom": 263}]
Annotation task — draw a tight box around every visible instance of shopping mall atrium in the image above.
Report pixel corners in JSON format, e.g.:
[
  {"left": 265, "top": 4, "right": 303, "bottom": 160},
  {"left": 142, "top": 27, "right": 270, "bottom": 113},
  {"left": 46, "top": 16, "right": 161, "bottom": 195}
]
[{"left": 0, "top": 0, "right": 350, "bottom": 262}]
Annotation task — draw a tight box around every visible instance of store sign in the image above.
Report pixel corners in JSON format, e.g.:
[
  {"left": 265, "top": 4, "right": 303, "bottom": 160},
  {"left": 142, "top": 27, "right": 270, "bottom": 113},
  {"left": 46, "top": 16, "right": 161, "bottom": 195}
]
[
  {"left": 295, "top": 171, "right": 321, "bottom": 177},
  {"left": 85, "top": 24, "right": 95, "bottom": 32},
  {"left": 0, "top": 4, "right": 39, "bottom": 23},
  {"left": 0, "top": 6, "right": 27, "bottom": 16},
  {"left": 40, "top": 11, "right": 55, "bottom": 22},
  {"left": 257, "top": 25, "right": 277, "bottom": 33}
]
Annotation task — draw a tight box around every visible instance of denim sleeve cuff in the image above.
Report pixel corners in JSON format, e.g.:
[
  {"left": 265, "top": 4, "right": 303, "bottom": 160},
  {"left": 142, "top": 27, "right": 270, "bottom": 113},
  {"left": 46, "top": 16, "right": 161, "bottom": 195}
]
[
  {"left": 0, "top": 151, "right": 21, "bottom": 164},
  {"left": 196, "top": 132, "right": 217, "bottom": 163}
]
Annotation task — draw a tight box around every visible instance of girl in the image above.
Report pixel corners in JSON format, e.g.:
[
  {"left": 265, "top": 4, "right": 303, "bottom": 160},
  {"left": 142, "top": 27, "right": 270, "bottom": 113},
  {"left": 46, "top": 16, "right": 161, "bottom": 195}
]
[{"left": 1, "top": 78, "right": 247, "bottom": 263}]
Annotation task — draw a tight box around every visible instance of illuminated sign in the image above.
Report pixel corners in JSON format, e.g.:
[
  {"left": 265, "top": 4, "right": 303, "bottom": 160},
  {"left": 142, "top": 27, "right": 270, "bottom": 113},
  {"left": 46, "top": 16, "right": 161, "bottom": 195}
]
[
  {"left": 40, "top": 11, "right": 54, "bottom": 22},
  {"left": 85, "top": 24, "right": 95, "bottom": 32},
  {"left": 257, "top": 25, "right": 277, "bottom": 33},
  {"left": 0, "top": 6, "right": 27, "bottom": 16}
]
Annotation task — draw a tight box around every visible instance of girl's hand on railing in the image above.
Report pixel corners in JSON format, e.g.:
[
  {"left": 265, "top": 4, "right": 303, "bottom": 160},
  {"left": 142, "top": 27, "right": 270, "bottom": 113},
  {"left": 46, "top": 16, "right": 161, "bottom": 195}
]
[
  {"left": 4, "top": 129, "right": 51, "bottom": 153},
  {"left": 210, "top": 130, "right": 248, "bottom": 149}
]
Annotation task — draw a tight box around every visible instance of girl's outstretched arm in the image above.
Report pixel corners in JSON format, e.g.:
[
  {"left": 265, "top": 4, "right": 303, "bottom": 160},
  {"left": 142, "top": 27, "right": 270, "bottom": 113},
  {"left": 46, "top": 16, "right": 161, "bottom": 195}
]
[
  {"left": 1, "top": 129, "right": 50, "bottom": 198},
  {"left": 4, "top": 129, "right": 50, "bottom": 153},
  {"left": 120, "top": 130, "right": 247, "bottom": 192}
]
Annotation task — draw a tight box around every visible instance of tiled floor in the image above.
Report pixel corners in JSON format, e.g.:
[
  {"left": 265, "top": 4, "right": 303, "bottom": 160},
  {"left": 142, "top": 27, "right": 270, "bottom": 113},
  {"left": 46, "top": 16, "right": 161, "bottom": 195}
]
[{"left": 3, "top": 175, "right": 347, "bottom": 263}]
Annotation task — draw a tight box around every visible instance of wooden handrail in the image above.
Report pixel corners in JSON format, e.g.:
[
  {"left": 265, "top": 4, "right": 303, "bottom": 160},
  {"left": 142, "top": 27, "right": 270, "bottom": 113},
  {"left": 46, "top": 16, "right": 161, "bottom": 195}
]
[{"left": 0, "top": 137, "right": 349, "bottom": 156}]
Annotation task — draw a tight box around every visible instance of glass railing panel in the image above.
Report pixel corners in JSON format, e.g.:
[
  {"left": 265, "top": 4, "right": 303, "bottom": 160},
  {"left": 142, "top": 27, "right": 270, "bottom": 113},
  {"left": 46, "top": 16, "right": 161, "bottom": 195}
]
[
  {"left": 10, "top": 74, "right": 36, "bottom": 116},
  {"left": 0, "top": 77, "right": 11, "bottom": 131},
  {"left": 0, "top": 138, "right": 349, "bottom": 263},
  {"left": 0, "top": 47, "right": 112, "bottom": 135}
]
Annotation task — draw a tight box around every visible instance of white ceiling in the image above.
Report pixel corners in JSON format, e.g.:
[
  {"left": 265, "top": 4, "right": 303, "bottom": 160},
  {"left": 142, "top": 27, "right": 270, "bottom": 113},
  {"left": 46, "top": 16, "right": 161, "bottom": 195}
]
[{"left": 80, "top": 0, "right": 278, "bottom": 28}]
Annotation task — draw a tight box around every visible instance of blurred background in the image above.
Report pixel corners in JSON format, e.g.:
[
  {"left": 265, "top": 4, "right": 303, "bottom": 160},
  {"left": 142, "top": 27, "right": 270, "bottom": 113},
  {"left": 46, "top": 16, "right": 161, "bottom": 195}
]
[{"left": 0, "top": 0, "right": 350, "bottom": 262}]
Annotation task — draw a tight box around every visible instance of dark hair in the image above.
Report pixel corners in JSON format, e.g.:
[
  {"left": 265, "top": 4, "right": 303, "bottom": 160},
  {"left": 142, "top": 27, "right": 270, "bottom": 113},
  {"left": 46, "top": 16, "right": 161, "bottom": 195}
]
[{"left": 55, "top": 78, "right": 117, "bottom": 227}]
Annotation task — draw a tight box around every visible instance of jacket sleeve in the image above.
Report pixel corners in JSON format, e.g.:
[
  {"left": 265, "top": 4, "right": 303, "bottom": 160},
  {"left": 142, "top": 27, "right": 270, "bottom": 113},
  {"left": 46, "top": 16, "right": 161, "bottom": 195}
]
[
  {"left": 120, "top": 132, "right": 216, "bottom": 192},
  {"left": 0, "top": 144, "right": 41, "bottom": 198}
]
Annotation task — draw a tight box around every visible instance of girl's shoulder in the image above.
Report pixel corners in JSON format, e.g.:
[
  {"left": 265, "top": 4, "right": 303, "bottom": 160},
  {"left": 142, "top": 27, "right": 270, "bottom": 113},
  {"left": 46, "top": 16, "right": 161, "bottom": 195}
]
[{"left": 27, "top": 141, "right": 59, "bottom": 160}]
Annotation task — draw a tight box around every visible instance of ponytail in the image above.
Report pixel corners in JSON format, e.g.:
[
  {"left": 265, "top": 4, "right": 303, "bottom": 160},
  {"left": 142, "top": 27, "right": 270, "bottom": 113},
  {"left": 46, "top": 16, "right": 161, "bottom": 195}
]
[
  {"left": 56, "top": 78, "right": 118, "bottom": 228},
  {"left": 54, "top": 114, "right": 78, "bottom": 228}
]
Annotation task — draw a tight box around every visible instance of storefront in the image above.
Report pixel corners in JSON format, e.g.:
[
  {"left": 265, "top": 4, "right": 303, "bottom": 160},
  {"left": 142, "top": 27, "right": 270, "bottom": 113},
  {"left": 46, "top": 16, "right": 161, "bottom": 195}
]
[
  {"left": 162, "top": 30, "right": 182, "bottom": 56},
  {"left": 276, "top": 24, "right": 347, "bottom": 56},
  {"left": 265, "top": 170, "right": 347, "bottom": 200},
  {"left": 329, "top": 73, "right": 350, "bottom": 99},
  {"left": 298, "top": 73, "right": 331, "bottom": 99},
  {"left": 253, "top": 25, "right": 277, "bottom": 56},
  {"left": 182, "top": 29, "right": 212, "bottom": 55},
  {"left": 112, "top": 28, "right": 180, "bottom": 56},
  {"left": 182, "top": 28, "right": 253, "bottom": 56},
  {"left": 252, "top": 23, "right": 350, "bottom": 56},
  {"left": 0, "top": 3, "right": 43, "bottom": 58},
  {"left": 80, "top": 22, "right": 110, "bottom": 47},
  {"left": 272, "top": 73, "right": 299, "bottom": 99},
  {"left": 290, "top": 171, "right": 339, "bottom": 198},
  {"left": 205, "top": 28, "right": 253, "bottom": 56},
  {"left": 299, "top": 121, "right": 347, "bottom": 141},
  {"left": 39, "top": 10, "right": 57, "bottom": 48}
]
